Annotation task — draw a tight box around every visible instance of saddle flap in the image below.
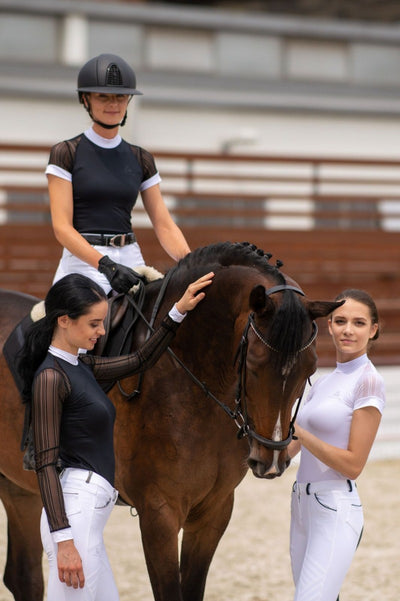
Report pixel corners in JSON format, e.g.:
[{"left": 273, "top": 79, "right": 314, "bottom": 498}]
[
  {"left": 91, "top": 292, "right": 143, "bottom": 392},
  {"left": 93, "top": 293, "right": 130, "bottom": 356}
]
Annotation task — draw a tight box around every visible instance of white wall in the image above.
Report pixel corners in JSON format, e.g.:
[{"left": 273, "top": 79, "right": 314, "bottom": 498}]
[
  {"left": 4, "top": 96, "right": 400, "bottom": 160},
  {"left": 134, "top": 105, "right": 400, "bottom": 157}
]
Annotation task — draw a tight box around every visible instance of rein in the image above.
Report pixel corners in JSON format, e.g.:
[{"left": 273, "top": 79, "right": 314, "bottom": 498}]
[
  {"left": 120, "top": 281, "right": 315, "bottom": 452},
  {"left": 117, "top": 278, "right": 240, "bottom": 423},
  {"left": 117, "top": 271, "right": 173, "bottom": 401}
]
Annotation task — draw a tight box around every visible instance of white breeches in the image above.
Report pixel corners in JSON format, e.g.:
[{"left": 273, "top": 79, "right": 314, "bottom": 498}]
[
  {"left": 53, "top": 243, "right": 145, "bottom": 295},
  {"left": 41, "top": 468, "right": 119, "bottom": 601},
  {"left": 290, "top": 479, "right": 364, "bottom": 601}
]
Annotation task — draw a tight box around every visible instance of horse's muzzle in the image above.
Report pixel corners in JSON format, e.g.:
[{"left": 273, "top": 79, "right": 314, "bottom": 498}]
[{"left": 247, "top": 447, "right": 291, "bottom": 479}]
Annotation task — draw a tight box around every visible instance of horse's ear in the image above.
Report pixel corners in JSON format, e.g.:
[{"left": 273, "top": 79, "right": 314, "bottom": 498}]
[
  {"left": 306, "top": 299, "right": 345, "bottom": 320},
  {"left": 249, "top": 285, "right": 275, "bottom": 315}
]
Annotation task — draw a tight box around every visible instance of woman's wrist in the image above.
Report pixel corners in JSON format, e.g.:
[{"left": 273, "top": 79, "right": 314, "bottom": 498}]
[
  {"left": 168, "top": 303, "right": 186, "bottom": 323},
  {"left": 52, "top": 526, "right": 73, "bottom": 544}
]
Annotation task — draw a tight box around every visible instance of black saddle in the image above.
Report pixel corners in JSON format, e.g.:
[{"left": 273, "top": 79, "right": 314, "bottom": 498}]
[
  {"left": 90, "top": 290, "right": 143, "bottom": 392},
  {"left": 3, "top": 287, "right": 145, "bottom": 401},
  {"left": 3, "top": 312, "right": 33, "bottom": 402}
]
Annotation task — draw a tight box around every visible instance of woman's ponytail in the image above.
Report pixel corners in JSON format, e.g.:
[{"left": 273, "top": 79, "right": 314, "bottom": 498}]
[{"left": 18, "top": 315, "right": 54, "bottom": 403}]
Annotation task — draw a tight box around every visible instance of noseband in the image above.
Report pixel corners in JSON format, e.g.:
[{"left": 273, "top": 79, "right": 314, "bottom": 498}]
[{"left": 234, "top": 284, "right": 317, "bottom": 451}]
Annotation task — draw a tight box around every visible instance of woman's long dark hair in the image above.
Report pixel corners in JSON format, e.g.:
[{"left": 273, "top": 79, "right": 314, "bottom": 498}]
[{"left": 18, "top": 274, "right": 107, "bottom": 403}]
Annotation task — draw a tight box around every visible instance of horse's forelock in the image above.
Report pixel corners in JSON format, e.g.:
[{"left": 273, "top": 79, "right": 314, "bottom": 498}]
[{"left": 267, "top": 292, "right": 309, "bottom": 374}]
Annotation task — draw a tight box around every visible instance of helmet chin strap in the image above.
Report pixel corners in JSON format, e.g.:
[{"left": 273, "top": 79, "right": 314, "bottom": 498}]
[
  {"left": 92, "top": 112, "right": 127, "bottom": 129},
  {"left": 83, "top": 95, "right": 128, "bottom": 129}
]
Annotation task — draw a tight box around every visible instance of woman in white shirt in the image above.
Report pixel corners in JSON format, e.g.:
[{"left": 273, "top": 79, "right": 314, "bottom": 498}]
[{"left": 288, "top": 288, "right": 385, "bottom": 601}]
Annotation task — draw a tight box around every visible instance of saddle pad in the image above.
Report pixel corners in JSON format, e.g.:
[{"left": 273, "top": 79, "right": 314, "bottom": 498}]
[{"left": 3, "top": 313, "right": 33, "bottom": 401}]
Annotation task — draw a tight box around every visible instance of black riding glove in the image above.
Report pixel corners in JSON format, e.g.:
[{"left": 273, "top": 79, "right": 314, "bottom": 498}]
[{"left": 98, "top": 255, "right": 144, "bottom": 294}]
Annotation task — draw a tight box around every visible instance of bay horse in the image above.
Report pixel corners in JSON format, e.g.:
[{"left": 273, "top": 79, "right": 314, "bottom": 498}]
[{"left": 0, "top": 242, "right": 339, "bottom": 601}]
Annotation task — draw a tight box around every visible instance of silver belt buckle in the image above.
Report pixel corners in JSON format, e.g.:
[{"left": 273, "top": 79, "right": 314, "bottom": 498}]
[{"left": 109, "top": 234, "right": 125, "bottom": 248}]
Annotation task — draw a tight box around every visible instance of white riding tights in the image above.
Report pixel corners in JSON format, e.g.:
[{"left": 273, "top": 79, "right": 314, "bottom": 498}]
[
  {"left": 290, "top": 480, "right": 364, "bottom": 601},
  {"left": 41, "top": 468, "right": 119, "bottom": 601},
  {"left": 53, "top": 243, "right": 145, "bottom": 295}
]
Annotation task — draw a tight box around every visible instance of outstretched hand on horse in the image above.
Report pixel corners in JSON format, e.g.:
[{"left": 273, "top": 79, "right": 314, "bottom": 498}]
[{"left": 175, "top": 272, "right": 214, "bottom": 314}]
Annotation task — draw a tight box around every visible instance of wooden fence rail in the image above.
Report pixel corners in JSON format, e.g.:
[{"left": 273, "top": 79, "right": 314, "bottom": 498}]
[{"left": 0, "top": 143, "right": 399, "bottom": 364}]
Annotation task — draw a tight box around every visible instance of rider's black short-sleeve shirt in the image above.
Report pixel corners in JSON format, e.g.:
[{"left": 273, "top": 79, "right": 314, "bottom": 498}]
[{"left": 48, "top": 134, "right": 159, "bottom": 234}]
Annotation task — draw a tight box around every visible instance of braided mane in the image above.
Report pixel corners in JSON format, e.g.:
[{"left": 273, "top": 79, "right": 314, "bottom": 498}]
[
  {"left": 171, "top": 242, "right": 309, "bottom": 375},
  {"left": 174, "top": 241, "right": 284, "bottom": 280}
]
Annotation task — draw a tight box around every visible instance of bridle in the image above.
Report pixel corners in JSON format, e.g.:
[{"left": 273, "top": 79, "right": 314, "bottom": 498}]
[
  {"left": 249, "top": 315, "right": 318, "bottom": 354},
  {"left": 234, "top": 284, "right": 317, "bottom": 451},
  {"left": 121, "top": 282, "right": 317, "bottom": 452}
]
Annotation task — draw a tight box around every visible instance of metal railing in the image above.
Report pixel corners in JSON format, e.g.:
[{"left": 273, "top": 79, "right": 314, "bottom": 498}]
[
  {"left": 1, "top": 143, "right": 400, "bottom": 230},
  {"left": 0, "top": 143, "right": 400, "bottom": 364}
]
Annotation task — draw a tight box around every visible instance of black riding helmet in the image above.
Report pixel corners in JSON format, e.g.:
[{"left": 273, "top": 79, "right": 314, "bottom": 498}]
[{"left": 77, "top": 53, "right": 143, "bottom": 129}]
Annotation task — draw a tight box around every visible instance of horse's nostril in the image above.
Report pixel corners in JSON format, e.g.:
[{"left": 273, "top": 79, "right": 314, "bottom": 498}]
[
  {"left": 247, "top": 457, "right": 269, "bottom": 478},
  {"left": 247, "top": 458, "right": 257, "bottom": 470}
]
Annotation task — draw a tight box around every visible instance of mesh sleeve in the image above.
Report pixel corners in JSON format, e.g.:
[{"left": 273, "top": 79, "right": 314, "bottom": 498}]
[
  {"left": 47, "top": 136, "right": 81, "bottom": 174},
  {"left": 32, "top": 368, "right": 71, "bottom": 532},
  {"left": 354, "top": 363, "right": 386, "bottom": 415},
  {"left": 80, "top": 315, "right": 179, "bottom": 381},
  {"left": 130, "top": 145, "right": 158, "bottom": 182}
]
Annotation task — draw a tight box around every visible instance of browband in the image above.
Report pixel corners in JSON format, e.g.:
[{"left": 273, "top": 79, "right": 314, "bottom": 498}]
[{"left": 265, "top": 284, "right": 305, "bottom": 297}]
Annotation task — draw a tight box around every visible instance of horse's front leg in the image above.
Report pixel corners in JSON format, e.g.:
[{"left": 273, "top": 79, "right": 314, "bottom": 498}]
[
  {"left": 180, "top": 491, "right": 235, "bottom": 601},
  {"left": 139, "top": 499, "right": 183, "bottom": 601},
  {"left": 0, "top": 474, "right": 44, "bottom": 601}
]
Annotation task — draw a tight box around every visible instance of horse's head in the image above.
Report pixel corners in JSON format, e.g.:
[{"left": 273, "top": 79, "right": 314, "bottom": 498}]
[
  {"left": 237, "top": 281, "right": 341, "bottom": 479},
  {"left": 160, "top": 241, "right": 341, "bottom": 480}
]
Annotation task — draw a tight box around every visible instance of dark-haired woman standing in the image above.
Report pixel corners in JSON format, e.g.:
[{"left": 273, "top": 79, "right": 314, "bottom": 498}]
[
  {"left": 18, "top": 271, "right": 213, "bottom": 600},
  {"left": 288, "top": 289, "right": 385, "bottom": 601}
]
